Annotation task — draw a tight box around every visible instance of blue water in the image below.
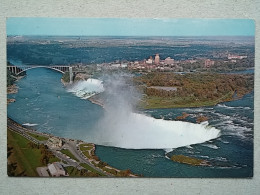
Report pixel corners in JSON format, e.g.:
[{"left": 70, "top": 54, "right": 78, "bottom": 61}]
[
  {"left": 95, "top": 93, "right": 253, "bottom": 177},
  {"left": 8, "top": 68, "right": 104, "bottom": 140},
  {"left": 8, "top": 68, "right": 254, "bottom": 177}
]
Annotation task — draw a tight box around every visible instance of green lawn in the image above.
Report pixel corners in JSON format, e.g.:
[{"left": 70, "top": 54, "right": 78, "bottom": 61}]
[
  {"left": 82, "top": 151, "right": 91, "bottom": 159},
  {"left": 27, "top": 132, "right": 49, "bottom": 141},
  {"left": 141, "top": 91, "right": 234, "bottom": 109},
  {"left": 79, "top": 144, "right": 94, "bottom": 159},
  {"left": 81, "top": 146, "right": 93, "bottom": 150},
  {"left": 7, "top": 129, "right": 58, "bottom": 176},
  {"left": 80, "top": 143, "right": 94, "bottom": 150},
  {"left": 103, "top": 167, "right": 118, "bottom": 175},
  {"left": 60, "top": 149, "right": 79, "bottom": 162},
  {"left": 142, "top": 96, "right": 228, "bottom": 109},
  {"left": 64, "top": 166, "right": 81, "bottom": 177},
  {"left": 80, "top": 163, "right": 105, "bottom": 176},
  {"left": 64, "top": 166, "right": 104, "bottom": 177}
]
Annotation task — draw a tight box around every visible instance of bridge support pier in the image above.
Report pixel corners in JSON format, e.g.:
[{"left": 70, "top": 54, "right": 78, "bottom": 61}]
[{"left": 69, "top": 67, "right": 73, "bottom": 84}]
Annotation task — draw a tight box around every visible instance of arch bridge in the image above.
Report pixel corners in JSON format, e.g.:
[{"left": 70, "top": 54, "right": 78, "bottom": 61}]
[{"left": 7, "top": 65, "right": 74, "bottom": 83}]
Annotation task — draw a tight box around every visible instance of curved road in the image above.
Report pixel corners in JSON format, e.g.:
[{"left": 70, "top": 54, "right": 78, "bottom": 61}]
[{"left": 7, "top": 117, "right": 111, "bottom": 177}]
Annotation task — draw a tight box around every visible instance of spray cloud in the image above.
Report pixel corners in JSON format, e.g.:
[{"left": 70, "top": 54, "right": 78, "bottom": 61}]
[{"left": 91, "top": 73, "right": 221, "bottom": 149}]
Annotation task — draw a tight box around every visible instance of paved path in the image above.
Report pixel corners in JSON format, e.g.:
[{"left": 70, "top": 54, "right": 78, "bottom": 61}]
[
  {"left": 64, "top": 140, "right": 112, "bottom": 176},
  {"left": 7, "top": 117, "right": 111, "bottom": 176}
]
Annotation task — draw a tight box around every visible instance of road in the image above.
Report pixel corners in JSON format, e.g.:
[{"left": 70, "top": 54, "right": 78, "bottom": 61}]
[
  {"left": 7, "top": 117, "right": 111, "bottom": 176},
  {"left": 64, "top": 140, "right": 112, "bottom": 176}
]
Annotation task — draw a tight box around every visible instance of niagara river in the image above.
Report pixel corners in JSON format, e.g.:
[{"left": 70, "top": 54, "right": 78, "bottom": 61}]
[{"left": 7, "top": 68, "right": 253, "bottom": 177}]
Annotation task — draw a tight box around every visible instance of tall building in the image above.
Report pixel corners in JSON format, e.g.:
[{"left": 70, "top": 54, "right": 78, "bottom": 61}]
[
  {"left": 154, "top": 54, "right": 160, "bottom": 64},
  {"left": 164, "top": 57, "right": 174, "bottom": 65}
]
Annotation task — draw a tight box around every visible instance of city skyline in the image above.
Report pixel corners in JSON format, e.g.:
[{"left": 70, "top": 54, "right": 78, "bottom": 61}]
[{"left": 7, "top": 18, "right": 255, "bottom": 36}]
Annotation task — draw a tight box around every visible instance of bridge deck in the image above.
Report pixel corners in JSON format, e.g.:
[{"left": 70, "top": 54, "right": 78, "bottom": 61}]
[{"left": 7, "top": 65, "right": 71, "bottom": 75}]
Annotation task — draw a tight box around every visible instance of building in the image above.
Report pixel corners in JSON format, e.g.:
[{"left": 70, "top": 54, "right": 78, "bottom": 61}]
[
  {"left": 164, "top": 57, "right": 174, "bottom": 65},
  {"left": 48, "top": 162, "right": 68, "bottom": 177},
  {"left": 146, "top": 58, "right": 153, "bottom": 65},
  {"left": 204, "top": 59, "right": 215, "bottom": 68},
  {"left": 46, "top": 137, "right": 63, "bottom": 149},
  {"left": 228, "top": 54, "right": 247, "bottom": 60},
  {"left": 189, "top": 60, "right": 197, "bottom": 64},
  {"left": 154, "top": 54, "right": 160, "bottom": 64},
  {"left": 110, "top": 63, "right": 121, "bottom": 69},
  {"left": 121, "top": 63, "right": 128, "bottom": 68}
]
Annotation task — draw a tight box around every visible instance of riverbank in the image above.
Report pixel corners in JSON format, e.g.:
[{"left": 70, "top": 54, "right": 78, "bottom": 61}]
[
  {"left": 7, "top": 117, "right": 137, "bottom": 177},
  {"left": 7, "top": 75, "right": 25, "bottom": 104},
  {"left": 140, "top": 90, "right": 253, "bottom": 109},
  {"left": 61, "top": 78, "right": 69, "bottom": 86},
  {"left": 88, "top": 94, "right": 105, "bottom": 108},
  {"left": 136, "top": 72, "right": 254, "bottom": 109},
  {"left": 60, "top": 76, "right": 106, "bottom": 108},
  {"left": 7, "top": 84, "right": 18, "bottom": 104}
]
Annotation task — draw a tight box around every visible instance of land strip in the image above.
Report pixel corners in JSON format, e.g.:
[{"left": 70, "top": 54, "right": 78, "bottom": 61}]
[{"left": 7, "top": 117, "right": 137, "bottom": 177}]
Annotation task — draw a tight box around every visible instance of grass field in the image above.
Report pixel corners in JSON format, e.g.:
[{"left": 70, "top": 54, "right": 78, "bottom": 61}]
[
  {"left": 64, "top": 166, "right": 81, "bottom": 177},
  {"left": 60, "top": 149, "right": 79, "bottom": 162},
  {"left": 79, "top": 144, "right": 94, "bottom": 159},
  {"left": 141, "top": 92, "right": 233, "bottom": 109},
  {"left": 7, "top": 129, "right": 58, "bottom": 176},
  {"left": 80, "top": 163, "right": 105, "bottom": 176},
  {"left": 64, "top": 165, "right": 105, "bottom": 177},
  {"left": 27, "top": 132, "right": 49, "bottom": 141}
]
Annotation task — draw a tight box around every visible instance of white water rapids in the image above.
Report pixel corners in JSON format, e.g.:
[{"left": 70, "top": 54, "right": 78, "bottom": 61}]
[
  {"left": 67, "top": 77, "right": 221, "bottom": 149},
  {"left": 67, "top": 79, "right": 104, "bottom": 99}
]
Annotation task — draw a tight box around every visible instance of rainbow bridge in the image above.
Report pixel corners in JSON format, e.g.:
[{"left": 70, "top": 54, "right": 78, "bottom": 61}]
[{"left": 7, "top": 65, "right": 74, "bottom": 83}]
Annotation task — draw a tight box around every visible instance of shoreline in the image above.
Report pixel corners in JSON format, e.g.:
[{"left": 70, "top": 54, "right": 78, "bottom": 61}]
[
  {"left": 7, "top": 75, "right": 25, "bottom": 104},
  {"left": 59, "top": 73, "right": 253, "bottom": 110},
  {"left": 7, "top": 84, "right": 18, "bottom": 104},
  {"left": 7, "top": 117, "right": 138, "bottom": 177},
  {"left": 60, "top": 77, "right": 105, "bottom": 108},
  {"left": 141, "top": 91, "right": 253, "bottom": 110},
  {"left": 88, "top": 95, "right": 105, "bottom": 108},
  {"left": 60, "top": 78, "right": 69, "bottom": 87}
]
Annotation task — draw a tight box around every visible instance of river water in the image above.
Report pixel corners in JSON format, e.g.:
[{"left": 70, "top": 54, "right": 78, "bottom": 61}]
[{"left": 7, "top": 67, "right": 253, "bottom": 177}]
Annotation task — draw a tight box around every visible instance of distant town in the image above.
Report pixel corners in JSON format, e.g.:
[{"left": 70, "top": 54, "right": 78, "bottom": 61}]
[{"left": 70, "top": 52, "right": 252, "bottom": 74}]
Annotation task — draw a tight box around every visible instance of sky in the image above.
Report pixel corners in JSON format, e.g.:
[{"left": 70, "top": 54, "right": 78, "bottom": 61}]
[{"left": 6, "top": 18, "right": 255, "bottom": 36}]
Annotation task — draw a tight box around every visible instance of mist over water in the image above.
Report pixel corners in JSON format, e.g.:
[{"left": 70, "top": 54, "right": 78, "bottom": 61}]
[
  {"left": 67, "top": 79, "right": 104, "bottom": 99},
  {"left": 95, "top": 112, "right": 221, "bottom": 149},
  {"left": 69, "top": 73, "right": 221, "bottom": 149}
]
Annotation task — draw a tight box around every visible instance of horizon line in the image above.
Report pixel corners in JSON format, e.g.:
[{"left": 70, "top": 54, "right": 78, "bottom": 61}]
[{"left": 7, "top": 35, "right": 255, "bottom": 37}]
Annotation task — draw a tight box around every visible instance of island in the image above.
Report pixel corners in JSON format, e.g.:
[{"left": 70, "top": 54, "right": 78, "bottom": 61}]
[
  {"left": 68, "top": 71, "right": 253, "bottom": 110},
  {"left": 135, "top": 72, "right": 254, "bottom": 109}
]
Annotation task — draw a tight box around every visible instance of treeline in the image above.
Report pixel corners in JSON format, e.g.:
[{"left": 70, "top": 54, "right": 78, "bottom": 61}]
[
  {"left": 138, "top": 72, "right": 253, "bottom": 103},
  {"left": 212, "top": 58, "right": 254, "bottom": 70},
  {"left": 61, "top": 71, "right": 70, "bottom": 83},
  {"left": 7, "top": 145, "right": 26, "bottom": 176},
  {"left": 27, "top": 142, "right": 55, "bottom": 165},
  {"left": 7, "top": 61, "right": 26, "bottom": 86}
]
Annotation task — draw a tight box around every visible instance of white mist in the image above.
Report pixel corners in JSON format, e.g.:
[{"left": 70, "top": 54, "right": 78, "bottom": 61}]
[{"left": 69, "top": 74, "right": 221, "bottom": 149}]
